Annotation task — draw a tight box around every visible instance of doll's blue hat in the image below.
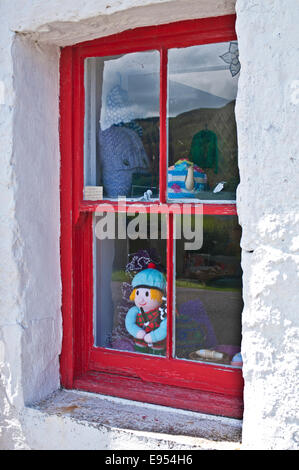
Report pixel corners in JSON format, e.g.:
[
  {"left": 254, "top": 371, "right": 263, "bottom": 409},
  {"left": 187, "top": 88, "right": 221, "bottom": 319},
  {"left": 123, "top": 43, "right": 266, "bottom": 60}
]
[{"left": 132, "top": 263, "right": 166, "bottom": 293}]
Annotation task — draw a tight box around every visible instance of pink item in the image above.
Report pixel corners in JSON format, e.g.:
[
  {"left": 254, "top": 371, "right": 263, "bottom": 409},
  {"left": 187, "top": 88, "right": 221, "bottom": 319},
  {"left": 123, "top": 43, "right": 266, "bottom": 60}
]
[{"left": 171, "top": 183, "right": 182, "bottom": 193}]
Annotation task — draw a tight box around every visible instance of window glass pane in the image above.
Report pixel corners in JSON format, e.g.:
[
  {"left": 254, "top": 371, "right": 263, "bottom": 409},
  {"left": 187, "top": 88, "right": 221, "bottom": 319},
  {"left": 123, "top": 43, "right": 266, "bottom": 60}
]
[
  {"left": 175, "top": 214, "right": 243, "bottom": 367},
  {"left": 84, "top": 51, "right": 160, "bottom": 200},
  {"left": 167, "top": 42, "right": 239, "bottom": 201},
  {"left": 94, "top": 212, "right": 167, "bottom": 356}
]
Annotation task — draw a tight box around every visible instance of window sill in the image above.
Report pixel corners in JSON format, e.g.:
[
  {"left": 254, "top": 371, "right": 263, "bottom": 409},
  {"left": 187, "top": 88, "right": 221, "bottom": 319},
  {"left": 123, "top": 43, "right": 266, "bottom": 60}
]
[
  {"left": 23, "top": 388, "right": 242, "bottom": 450},
  {"left": 73, "top": 370, "right": 243, "bottom": 419}
]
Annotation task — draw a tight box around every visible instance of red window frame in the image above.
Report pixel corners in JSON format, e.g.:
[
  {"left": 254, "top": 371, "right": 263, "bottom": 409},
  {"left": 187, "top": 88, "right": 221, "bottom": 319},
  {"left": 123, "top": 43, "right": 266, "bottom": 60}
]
[{"left": 60, "top": 14, "right": 244, "bottom": 419}]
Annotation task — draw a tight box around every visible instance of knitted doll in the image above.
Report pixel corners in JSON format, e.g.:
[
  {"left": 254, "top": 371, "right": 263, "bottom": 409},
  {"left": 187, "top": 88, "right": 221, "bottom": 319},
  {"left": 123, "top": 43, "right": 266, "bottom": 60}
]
[{"left": 125, "top": 263, "right": 167, "bottom": 355}]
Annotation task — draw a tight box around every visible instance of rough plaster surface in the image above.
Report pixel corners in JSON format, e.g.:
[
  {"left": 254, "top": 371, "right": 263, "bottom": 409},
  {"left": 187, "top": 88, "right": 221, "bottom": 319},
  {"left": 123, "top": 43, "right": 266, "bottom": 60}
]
[
  {"left": 236, "top": 0, "right": 299, "bottom": 450},
  {"left": 0, "top": 0, "right": 298, "bottom": 451},
  {"left": 4, "top": 0, "right": 236, "bottom": 46},
  {"left": 0, "top": 29, "right": 61, "bottom": 451},
  {"left": 12, "top": 35, "right": 62, "bottom": 406},
  {"left": 21, "top": 389, "right": 242, "bottom": 450}
]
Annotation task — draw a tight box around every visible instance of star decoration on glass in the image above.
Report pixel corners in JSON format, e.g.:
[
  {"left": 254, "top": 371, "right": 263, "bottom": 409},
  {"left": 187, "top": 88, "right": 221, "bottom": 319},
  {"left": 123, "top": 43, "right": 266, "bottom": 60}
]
[{"left": 220, "top": 42, "right": 240, "bottom": 77}]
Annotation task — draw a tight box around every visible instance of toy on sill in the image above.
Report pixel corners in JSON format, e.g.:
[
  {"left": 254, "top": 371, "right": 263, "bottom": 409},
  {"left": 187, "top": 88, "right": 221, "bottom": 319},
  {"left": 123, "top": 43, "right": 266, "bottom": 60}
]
[
  {"left": 168, "top": 158, "right": 207, "bottom": 199},
  {"left": 125, "top": 263, "right": 167, "bottom": 355},
  {"left": 231, "top": 352, "right": 243, "bottom": 367},
  {"left": 189, "top": 349, "right": 231, "bottom": 364}
]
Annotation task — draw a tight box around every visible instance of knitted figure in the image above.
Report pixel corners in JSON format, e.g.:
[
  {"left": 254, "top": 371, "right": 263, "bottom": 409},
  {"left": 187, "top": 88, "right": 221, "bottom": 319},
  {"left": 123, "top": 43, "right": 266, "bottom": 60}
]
[{"left": 125, "top": 263, "right": 167, "bottom": 355}]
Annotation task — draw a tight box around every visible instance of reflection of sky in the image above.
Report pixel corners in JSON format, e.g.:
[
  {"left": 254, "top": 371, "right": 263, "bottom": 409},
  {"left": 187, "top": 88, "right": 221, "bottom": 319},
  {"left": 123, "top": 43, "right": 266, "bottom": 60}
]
[
  {"left": 100, "top": 51, "right": 160, "bottom": 129},
  {"left": 99, "top": 42, "right": 239, "bottom": 128},
  {"left": 168, "top": 42, "right": 238, "bottom": 115}
]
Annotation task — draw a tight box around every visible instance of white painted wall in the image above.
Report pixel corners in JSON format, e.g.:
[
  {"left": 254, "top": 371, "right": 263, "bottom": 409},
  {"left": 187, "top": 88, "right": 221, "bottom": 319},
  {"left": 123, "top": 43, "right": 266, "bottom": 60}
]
[
  {"left": 12, "top": 36, "right": 62, "bottom": 405},
  {"left": 0, "top": 0, "right": 298, "bottom": 450},
  {"left": 5, "top": 0, "right": 236, "bottom": 46},
  {"left": 0, "top": 11, "right": 62, "bottom": 449},
  {"left": 236, "top": 0, "right": 299, "bottom": 450}
]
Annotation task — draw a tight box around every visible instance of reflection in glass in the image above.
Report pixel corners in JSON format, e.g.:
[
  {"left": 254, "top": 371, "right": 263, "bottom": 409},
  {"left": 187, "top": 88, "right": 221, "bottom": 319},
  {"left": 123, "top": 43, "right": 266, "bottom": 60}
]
[
  {"left": 84, "top": 51, "right": 160, "bottom": 199},
  {"left": 175, "top": 215, "right": 243, "bottom": 367},
  {"left": 167, "top": 42, "right": 239, "bottom": 201},
  {"left": 94, "top": 213, "right": 167, "bottom": 356}
]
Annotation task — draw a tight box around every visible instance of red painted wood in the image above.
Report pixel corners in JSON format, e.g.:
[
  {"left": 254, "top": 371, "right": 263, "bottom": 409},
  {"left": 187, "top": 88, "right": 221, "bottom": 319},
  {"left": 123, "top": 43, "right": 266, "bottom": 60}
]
[
  {"left": 59, "top": 14, "right": 243, "bottom": 417},
  {"left": 59, "top": 46, "right": 74, "bottom": 388},
  {"left": 72, "top": 51, "right": 85, "bottom": 224},
  {"left": 75, "top": 15, "right": 237, "bottom": 54},
  {"left": 166, "top": 214, "right": 174, "bottom": 358},
  {"left": 73, "top": 213, "right": 94, "bottom": 377},
  {"left": 89, "top": 347, "right": 243, "bottom": 397},
  {"left": 74, "top": 371, "right": 243, "bottom": 419},
  {"left": 159, "top": 48, "right": 168, "bottom": 204},
  {"left": 202, "top": 203, "right": 237, "bottom": 215},
  {"left": 79, "top": 200, "right": 237, "bottom": 216}
]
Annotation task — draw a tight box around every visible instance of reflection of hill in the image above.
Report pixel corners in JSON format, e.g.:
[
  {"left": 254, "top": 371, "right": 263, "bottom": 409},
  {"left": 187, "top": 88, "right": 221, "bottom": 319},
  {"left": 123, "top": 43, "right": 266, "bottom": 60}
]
[
  {"left": 168, "top": 101, "right": 239, "bottom": 191},
  {"left": 137, "top": 100, "right": 239, "bottom": 192}
]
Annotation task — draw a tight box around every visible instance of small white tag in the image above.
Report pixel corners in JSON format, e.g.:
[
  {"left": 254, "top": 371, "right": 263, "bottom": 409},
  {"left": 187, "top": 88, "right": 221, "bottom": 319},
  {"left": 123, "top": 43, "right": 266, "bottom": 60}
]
[{"left": 84, "top": 186, "right": 103, "bottom": 201}]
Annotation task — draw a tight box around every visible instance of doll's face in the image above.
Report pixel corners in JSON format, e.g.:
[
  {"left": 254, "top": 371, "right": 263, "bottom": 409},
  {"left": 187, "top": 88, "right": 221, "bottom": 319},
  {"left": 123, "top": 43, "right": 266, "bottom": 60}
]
[{"left": 134, "top": 288, "right": 161, "bottom": 312}]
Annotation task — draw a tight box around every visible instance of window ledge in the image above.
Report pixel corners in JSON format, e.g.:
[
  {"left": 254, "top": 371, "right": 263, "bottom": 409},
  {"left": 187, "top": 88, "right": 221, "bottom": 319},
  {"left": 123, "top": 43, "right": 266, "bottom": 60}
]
[{"left": 22, "top": 389, "right": 242, "bottom": 450}]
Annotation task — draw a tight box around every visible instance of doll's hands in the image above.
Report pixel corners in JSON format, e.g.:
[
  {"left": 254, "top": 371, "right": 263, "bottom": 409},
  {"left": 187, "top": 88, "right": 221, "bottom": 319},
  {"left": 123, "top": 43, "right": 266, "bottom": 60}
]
[
  {"left": 136, "top": 329, "right": 146, "bottom": 340},
  {"left": 144, "top": 333, "right": 153, "bottom": 344}
]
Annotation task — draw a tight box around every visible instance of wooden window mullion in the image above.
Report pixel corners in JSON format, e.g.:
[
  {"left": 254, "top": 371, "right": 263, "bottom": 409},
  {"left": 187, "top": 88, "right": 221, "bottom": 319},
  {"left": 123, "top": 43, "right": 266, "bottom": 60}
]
[
  {"left": 166, "top": 213, "right": 174, "bottom": 359},
  {"left": 159, "top": 47, "right": 168, "bottom": 204}
]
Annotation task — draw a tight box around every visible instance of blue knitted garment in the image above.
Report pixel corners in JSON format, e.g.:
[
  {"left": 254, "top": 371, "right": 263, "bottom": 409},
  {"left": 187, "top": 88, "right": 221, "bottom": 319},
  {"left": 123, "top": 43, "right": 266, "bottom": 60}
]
[{"left": 99, "top": 125, "right": 150, "bottom": 198}]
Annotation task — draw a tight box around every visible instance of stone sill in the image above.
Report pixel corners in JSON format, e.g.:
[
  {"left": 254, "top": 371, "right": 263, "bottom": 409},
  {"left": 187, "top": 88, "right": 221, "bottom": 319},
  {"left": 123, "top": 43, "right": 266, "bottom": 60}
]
[{"left": 21, "top": 389, "right": 242, "bottom": 450}]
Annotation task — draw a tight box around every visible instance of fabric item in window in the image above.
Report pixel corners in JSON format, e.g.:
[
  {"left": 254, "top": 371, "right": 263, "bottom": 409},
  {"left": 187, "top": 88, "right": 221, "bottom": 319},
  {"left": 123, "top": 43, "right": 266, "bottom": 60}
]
[
  {"left": 131, "top": 265, "right": 166, "bottom": 292},
  {"left": 114, "top": 120, "right": 143, "bottom": 138},
  {"left": 168, "top": 159, "right": 207, "bottom": 198},
  {"left": 125, "top": 263, "right": 167, "bottom": 355},
  {"left": 102, "top": 85, "right": 139, "bottom": 130},
  {"left": 189, "top": 129, "right": 219, "bottom": 174},
  {"left": 99, "top": 125, "right": 150, "bottom": 197},
  {"left": 110, "top": 249, "right": 164, "bottom": 352},
  {"left": 176, "top": 299, "right": 218, "bottom": 358},
  {"left": 125, "top": 304, "right": 167, "bottom": 354}
]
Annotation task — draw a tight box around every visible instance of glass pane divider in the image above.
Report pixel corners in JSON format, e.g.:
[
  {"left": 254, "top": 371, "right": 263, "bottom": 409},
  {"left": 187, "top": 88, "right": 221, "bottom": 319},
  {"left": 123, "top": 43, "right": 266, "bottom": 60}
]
[
  {"left": 79, "top": 200, "right": 237, "bottom": 216},
  {"left": 159, "top": 47, "right": 168, "bottom": 204},
  {"left": 166, "top": 212, "right": 174, "bottom": 359}
]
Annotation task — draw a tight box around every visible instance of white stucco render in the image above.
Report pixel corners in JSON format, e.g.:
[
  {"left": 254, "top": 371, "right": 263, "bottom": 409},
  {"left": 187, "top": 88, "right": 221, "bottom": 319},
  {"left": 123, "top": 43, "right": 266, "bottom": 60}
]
[
  {"left": 0, "top": 0, "right": 298, "bottom": 450},
  {"left": 236, "top": 0, "right": 299, "bottom": 450}
]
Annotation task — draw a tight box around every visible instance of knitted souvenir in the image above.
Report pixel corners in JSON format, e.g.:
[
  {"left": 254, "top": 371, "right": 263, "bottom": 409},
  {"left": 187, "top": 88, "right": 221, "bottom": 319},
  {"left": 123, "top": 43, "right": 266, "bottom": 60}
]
[
  {"left": 125, "top": 263, "right": 167, "bottom": 355},
  {"left": 168, "top": 158, "right": 207, "bottom": 198},
  {"left": 110, "top": 250, "right": 162, "bottom": 352},
  {"left": 99, "top": 85, "right": 150, "bottom": 198},
  {"left": 189, "top": 129, "right": 218, "bottom": 174},
  {"left": 99, "top": 126, "right": 150, "bottom": 197}
]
